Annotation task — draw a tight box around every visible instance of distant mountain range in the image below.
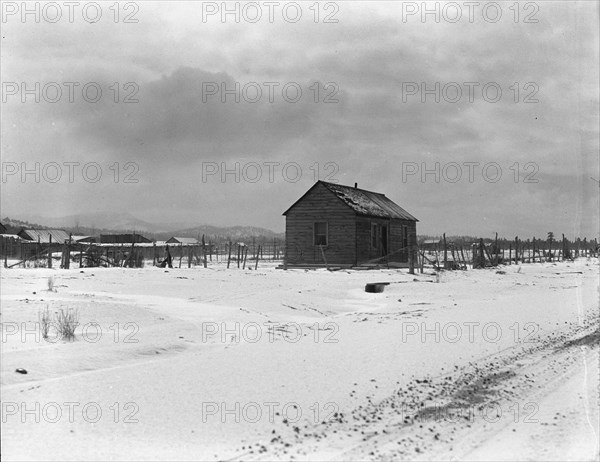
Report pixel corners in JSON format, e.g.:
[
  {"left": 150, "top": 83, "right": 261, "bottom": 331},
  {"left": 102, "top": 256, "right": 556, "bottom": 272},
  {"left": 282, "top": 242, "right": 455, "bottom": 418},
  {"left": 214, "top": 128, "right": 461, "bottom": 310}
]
[
  {"left": 12, "top": 212, "right": 185, "bottom": 233},
  {"left": 1, "top": 213, "right": 284, "bottom": 242}
]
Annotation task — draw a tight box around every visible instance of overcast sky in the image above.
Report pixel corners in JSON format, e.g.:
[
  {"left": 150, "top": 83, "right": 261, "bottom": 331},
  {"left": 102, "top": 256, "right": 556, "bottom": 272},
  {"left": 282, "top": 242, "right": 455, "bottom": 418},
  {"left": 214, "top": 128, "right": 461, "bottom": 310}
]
[{"left": 1, "top": 1, "right": 598, "bottom": 237}]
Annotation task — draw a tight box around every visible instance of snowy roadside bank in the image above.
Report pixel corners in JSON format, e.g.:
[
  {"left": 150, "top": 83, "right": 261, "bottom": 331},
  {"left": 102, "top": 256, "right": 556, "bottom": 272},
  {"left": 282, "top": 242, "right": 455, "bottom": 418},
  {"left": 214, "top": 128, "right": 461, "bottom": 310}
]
[{"left": 1, "top": 258, "right": 598, "bottom": 461}]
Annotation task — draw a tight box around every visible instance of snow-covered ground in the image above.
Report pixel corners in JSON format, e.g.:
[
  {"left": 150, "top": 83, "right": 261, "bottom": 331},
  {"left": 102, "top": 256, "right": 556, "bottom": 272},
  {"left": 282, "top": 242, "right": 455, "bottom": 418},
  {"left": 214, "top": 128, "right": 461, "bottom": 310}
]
[{"left": 1, "top": 258, "right": 598, "bottom": 461}]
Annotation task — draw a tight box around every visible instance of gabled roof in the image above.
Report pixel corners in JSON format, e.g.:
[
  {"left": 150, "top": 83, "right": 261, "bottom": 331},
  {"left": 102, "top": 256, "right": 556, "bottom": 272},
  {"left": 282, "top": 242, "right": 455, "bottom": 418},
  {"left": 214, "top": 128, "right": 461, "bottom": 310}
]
[
  {"left": 72, "top": 235, "right": 96, "bottom": 242},
  {"left": 283, "top": 181, "right": 418, "bottom": 221},
  {"left": 18, "top": 228, "right": 70, "bottom": 243},
  {"left": 166, "top": 237, "right": 199, "bottom": 245}
]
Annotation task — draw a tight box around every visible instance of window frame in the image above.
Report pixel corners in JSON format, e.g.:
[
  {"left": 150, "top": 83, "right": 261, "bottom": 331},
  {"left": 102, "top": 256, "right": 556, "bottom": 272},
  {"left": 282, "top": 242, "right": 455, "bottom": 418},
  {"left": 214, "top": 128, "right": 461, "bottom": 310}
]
[{"left": 313, "top": 221, "right": 328, "bottom": 246}]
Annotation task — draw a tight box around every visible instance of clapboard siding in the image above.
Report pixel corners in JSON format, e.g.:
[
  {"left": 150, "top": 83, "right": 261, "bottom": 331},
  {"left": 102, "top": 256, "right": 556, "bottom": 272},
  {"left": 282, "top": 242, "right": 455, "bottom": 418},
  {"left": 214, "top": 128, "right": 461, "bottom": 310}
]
[
  {"left": 356, "top": 217, "right": 389, "bottom": 264},
  {"left": 355, "top": 217, "right": 371, "bottom": 264},
  {"left": 389, "top": 219, "right": 417, "bottom": 263},
  {"left": 285, "top": 183, "right": 356, "bottom": 264},
  {"left": 389, "top": 220, "right": 405, "bottom": 262}
]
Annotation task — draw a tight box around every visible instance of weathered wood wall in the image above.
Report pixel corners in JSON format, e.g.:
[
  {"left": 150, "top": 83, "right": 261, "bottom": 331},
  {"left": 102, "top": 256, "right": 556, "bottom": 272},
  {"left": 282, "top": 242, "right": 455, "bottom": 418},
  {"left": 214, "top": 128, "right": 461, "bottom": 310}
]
[
  {"left": 356, "top": 217, "right": 390, "bottom": 264},
  {"left": 389, "top": 219, "right": 417, "bottom": 263},
  {"left": 285, "top": 182, "right": 356, "bottom": 265}
]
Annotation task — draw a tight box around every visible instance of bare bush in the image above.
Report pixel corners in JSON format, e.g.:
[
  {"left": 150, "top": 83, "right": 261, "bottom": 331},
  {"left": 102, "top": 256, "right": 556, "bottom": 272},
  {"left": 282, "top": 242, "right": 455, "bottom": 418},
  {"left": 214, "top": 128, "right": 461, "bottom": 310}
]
[
  {"left": 56, "top": 308, "right": 79, "bottom": 341},
  {"left": 38, "top": 305, "right": 52, "bottom": 339}
]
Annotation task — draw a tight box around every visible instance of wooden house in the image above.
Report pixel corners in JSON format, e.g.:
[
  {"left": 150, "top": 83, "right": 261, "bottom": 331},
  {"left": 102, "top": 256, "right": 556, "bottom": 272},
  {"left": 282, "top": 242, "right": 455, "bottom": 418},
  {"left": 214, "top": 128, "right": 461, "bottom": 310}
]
[
  {"left": 421, "top": 239, "right": 441, "bottom": 253},
  {"left": 0, "top": 222, "right": 7, "bottom": 234},
  {"left": 283, "top": 181, "right": 418, "bottom": 268}
]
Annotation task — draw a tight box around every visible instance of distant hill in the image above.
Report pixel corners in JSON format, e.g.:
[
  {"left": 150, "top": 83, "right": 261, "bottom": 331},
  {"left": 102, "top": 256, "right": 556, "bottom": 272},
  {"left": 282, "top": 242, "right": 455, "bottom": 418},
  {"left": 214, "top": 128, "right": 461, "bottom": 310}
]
[
  {"left": 153, "top": 225, "right": 284, "bottom": 242},
  {"left": 17, "top": 212, "right": 177, "bottom": 234},
  {"left": 1, "top": 217, "right": 48, "bottom": 234},
  {"left": 1, "top": 215, "right": 284, "bottom": 242}
]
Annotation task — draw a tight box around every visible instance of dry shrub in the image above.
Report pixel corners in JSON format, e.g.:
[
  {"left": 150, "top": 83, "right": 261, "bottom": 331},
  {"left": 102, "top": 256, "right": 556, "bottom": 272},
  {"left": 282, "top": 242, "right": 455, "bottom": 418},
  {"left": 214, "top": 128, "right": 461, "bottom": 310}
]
[
  {"left": 56, "top": 308, "right": 79, "bottom": 341},
  {"left": 38, "top": 305, "right": 52, "bottom": 339}
]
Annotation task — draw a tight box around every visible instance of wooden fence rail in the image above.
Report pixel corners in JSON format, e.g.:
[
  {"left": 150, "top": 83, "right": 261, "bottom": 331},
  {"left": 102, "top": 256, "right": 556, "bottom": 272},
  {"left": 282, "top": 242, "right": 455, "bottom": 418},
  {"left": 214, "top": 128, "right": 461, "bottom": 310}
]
[
  {"left": 417, "top": 235, "right": 598, "bottom": 272},
  {"left": 2, "top": 234, "right": 596, "bottom": 270}
]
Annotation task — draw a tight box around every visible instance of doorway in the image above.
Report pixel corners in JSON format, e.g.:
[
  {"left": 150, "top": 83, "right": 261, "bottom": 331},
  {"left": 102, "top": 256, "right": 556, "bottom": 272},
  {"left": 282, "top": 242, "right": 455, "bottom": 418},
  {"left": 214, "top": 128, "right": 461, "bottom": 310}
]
[{"left": 380, "top": 225, "right": 388, "bottom": 257}]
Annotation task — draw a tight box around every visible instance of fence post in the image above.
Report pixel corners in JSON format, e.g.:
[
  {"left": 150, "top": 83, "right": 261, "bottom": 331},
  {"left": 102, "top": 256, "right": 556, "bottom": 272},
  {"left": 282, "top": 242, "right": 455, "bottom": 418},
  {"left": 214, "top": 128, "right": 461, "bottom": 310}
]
[
  {"left": 47, "top": 235, "right": 53, "bottom": 268},
  {"left": 242, "top": 246, "right": 248, "bottom": 269},
  {"left": 63, "top": 234, "right": 71, "bottom": 269},
  {"left": 443, "top": 233, "right": 448, "bottom": 269},
  {"left": 227, "top": 241, "right": 232, "bottom": 269},
  {"left": 479, "top": 238, "right": 486, "bottom": 268}
]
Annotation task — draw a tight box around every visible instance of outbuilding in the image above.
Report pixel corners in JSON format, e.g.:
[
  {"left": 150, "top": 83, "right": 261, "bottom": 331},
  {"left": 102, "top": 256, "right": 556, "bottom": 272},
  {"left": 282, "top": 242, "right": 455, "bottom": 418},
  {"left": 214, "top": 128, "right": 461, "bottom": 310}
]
[
  {"left": 18, "top": 228, "right": 70, "bottom": 244},
  {"left": 166, "top": 237, "right": 200, "bottom": 245}
]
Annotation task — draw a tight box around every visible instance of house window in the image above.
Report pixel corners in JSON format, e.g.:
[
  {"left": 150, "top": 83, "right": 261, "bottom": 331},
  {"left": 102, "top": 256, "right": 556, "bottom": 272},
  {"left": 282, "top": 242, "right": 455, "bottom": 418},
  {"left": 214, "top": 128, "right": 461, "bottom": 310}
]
[
  {"left": 314, "top": 222, "right": 328, "bottom": 246},
  {"left": 371, "top": 224, "right": 378, "bottom": 249}
]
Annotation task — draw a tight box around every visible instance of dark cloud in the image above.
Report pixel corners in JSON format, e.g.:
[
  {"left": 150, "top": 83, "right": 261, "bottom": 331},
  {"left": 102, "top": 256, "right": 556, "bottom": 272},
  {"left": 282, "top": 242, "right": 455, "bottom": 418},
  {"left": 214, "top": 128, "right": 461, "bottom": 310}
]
[{"left": 2, "top": 2, "right": 598, "bottom": 237}]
